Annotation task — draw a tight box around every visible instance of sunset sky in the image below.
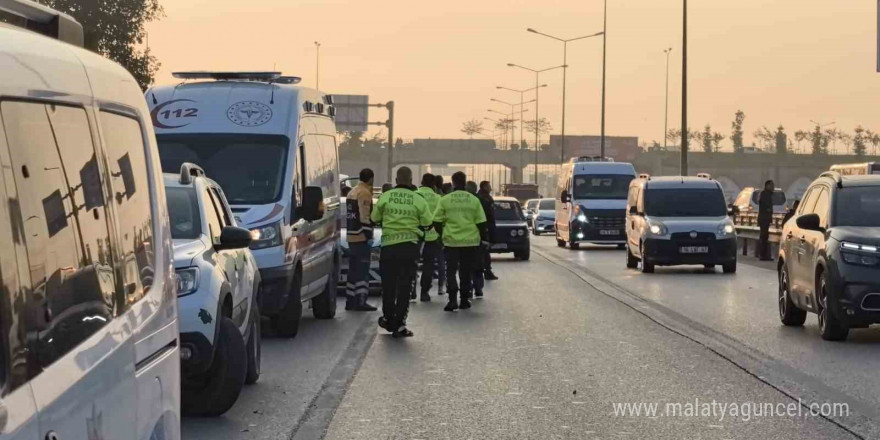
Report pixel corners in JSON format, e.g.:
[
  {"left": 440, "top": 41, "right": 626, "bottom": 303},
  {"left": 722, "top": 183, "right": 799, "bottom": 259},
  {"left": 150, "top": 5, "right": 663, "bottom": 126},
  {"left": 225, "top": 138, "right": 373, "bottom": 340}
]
[{"left": 146, "top": 0, "right": 880, "bottom": 151}]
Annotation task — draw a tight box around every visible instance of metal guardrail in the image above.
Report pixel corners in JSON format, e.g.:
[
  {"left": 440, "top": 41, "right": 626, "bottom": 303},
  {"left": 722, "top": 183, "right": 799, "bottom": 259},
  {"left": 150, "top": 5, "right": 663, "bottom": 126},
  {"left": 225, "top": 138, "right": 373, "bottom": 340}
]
[{"left": 733, "top": 212, "right": 787, "bottom": 257}]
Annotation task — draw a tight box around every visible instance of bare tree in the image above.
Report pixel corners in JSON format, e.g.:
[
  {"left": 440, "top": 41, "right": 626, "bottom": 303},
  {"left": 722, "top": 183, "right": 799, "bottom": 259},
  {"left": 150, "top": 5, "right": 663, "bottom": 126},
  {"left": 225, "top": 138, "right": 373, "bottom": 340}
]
[
  {"left": 794, "top": 130, "right": 808, "bottom": 153},
  {"left": 853, "top": 126, "right": 868, "bottom": 157},
  {"left": 524, "top": 118, "right": 553, "bottom": 146},
  {"left": 461, "top": 119, "right": 484, "bottom": 139},
  {"left": 666, "top": 128, "right": 681, "bottom": 148},
  {"left": 866, "top": 129, "right": 880, "bottom": 156}
]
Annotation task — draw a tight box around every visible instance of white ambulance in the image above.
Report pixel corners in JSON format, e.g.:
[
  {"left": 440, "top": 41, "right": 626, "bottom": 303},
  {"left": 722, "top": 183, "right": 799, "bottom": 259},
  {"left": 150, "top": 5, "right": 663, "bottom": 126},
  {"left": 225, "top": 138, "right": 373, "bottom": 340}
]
[{"left": 146, "top": 72, "right": 341, "bottom": 338}]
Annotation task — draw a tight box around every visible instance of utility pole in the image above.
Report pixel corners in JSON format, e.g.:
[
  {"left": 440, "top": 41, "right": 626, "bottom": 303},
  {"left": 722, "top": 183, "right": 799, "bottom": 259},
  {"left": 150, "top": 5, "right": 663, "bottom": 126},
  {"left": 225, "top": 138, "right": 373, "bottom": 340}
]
[
  {"left": 314, "top": 41, "right": 321, "bottom": 90},
  {"left": 367, "top": 101, "right": 395, "bottom": 182},
  {"left": 664, "top": 47, "right": 672, "bottom": 150},
  {"left": 600, "top": 0, "right": 608, "bottom": 157},
  {"left": 681, "top": 0, "right": 688, "bottom": 176}
]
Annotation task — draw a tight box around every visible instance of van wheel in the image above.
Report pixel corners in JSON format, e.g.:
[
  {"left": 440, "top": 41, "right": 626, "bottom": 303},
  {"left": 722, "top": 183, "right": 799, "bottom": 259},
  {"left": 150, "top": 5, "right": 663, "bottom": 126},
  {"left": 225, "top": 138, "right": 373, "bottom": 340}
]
[
  {"left": 722, "top": 262, "right": 737, "bottom": 274},
  {"left": 778, "top": 266, "right": 806, "bottom": 326},
  {"left": 817, "top": 272, "right": 849, "bottom": 341},
  {"left": 182, "top": 317, "right": 247, "bottom": 417},
  {"left": 313, "top": 256, "right": 339, "bottom": 319},
  {"left": 626, "top": 246, "right": 639, "bottom": 269},
  {"left": 514, "top": 248, "right": 530, "bottom": 261},
  {"left": 245, "top": 302, "right": 262, "bottom": 385},
  {"left": 272, "top": 271, "right": 302, "bottom": 338}
]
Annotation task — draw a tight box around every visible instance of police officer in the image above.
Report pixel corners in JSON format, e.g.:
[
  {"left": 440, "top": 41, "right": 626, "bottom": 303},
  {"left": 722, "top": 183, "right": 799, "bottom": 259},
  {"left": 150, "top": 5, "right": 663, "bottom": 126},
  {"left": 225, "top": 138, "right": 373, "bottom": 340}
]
[
  {"left": 477, "top": 180, "right": 499, "bottom": 281},
  {"left": 345, "top": 168, "right": 378, "bottom": 311},
  {"left": 416, "top": 173, "right": 442, "bottom": 302},
  {"left": 434, "top": 172, "right": 487, "bottom": 311},
  {"left": 371, "top": 166, "right": 432, "bottom": 337},
  {"left": 758, "top": 179, "right": 775, "bottom": 261},
  {"left": 432, "top": 174, "right": 447, "bottom": 296}
]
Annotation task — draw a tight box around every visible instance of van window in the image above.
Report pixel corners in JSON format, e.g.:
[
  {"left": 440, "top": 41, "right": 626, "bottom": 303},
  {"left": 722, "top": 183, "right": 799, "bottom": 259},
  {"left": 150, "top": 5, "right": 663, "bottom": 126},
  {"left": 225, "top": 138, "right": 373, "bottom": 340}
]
[
  {"left": 157, "top": 133, "right": 289, "bottom": 205},
  {"left": 2, "top": 101, "right": 116, "bottom": 370},
  {"left": 99, "top": 111, "right": 154, "bottom": 306},
  {"left": 644, "top": 188, "right": 727, "bottom": 217},
  {"left": 572, "top": 174, "right": 633, "bottom": 200},
  {"left": 302, "top": 133, "right": 338, "bottom": 202}
]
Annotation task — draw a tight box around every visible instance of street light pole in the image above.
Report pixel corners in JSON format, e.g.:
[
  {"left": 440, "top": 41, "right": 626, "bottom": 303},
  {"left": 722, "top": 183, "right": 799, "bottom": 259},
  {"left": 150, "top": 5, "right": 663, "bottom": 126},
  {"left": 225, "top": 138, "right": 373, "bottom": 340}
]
[
  {"left": 681, "top": 0, "right": 688, "bottom": 176},
  {"left": 663, "top": 47, "right": 672, "bottom": 149},
  {"left": 526, "top": 29, "right": 603, "bottom": 162},
  {"left": 601, "top": 0, "right": 608, "bottom": 158},
  {"left": 508, "top": 64, "right": 564, "bottom": 186},
  {"left": 314, "top": 41, "right": 321, "bottom": 90}
]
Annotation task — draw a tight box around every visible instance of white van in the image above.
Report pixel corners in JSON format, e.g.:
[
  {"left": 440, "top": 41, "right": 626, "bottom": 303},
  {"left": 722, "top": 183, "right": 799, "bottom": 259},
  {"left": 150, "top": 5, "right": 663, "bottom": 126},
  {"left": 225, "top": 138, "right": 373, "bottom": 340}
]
[
  {"left": 554, "top": 157, "right": 637, "bottom": 249},
  {"left": 0, "top": 1, "right": 179, "bottom": 439},
  {"left": 147, "top": 72, "right": 340, "bottom": 338}
]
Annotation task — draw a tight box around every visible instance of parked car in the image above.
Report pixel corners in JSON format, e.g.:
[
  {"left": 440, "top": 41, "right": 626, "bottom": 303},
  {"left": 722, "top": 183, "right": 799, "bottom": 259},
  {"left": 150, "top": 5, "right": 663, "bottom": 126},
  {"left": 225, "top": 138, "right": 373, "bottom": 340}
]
[
  {"left": 165, "top": 164, "right": 262, "bottom": 416},
  {"left": 777, "top": 171, "right": 880, "bottom": 341},
  {"left": 491, "top": 197, "right": 531, "bottom": 260},
  {"left": 531, "top": 198, "right": 556, "bottom": 235},
  {"left": 148, "top": 71, "right": 341, "bottom": 338},
  {"left": 733, "top": 186, "right": 788, "bottom": 215},
  {"left": 625, "top": 176, "right": 738, "bottom": 273},
  {"left": 0, "top": 2, "right": 179, "bottom": 437}
]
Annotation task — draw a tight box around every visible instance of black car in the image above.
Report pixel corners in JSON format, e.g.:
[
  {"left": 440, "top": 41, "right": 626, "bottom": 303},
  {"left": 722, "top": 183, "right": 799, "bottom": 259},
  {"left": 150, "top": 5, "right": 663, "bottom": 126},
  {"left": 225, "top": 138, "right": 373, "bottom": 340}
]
[
  {"left": 777, "top": 172, "right": 880, "bottom": 341},
  {"left": 490, "top": 197, "right": 530, "bottom": 260}
]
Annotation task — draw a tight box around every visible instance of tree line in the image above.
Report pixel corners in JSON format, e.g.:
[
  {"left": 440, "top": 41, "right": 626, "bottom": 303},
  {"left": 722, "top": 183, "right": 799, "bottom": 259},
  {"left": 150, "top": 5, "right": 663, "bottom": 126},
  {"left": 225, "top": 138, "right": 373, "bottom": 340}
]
[{"left": 654, "top": 110, "right": 879, "bottom": 156}]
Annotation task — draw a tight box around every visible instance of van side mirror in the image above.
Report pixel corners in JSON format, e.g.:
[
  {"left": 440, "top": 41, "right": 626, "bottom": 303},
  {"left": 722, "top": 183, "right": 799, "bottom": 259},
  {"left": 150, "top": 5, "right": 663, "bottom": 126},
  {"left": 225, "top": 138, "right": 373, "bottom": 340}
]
[
  {"left": 300, "top": 186, "right": 324, "bottom": 222},
  {"left": 629, "top": 205, "right": 639, "bottom": 216},
  {"left": 560, "top": 191, "right": 570, "bottom": 204},
  {"left": 796, "top": 213, "right": 822, "bottom": 232},
  {"left": 216, "top": 226, "right": 253, "bottom": 251}
]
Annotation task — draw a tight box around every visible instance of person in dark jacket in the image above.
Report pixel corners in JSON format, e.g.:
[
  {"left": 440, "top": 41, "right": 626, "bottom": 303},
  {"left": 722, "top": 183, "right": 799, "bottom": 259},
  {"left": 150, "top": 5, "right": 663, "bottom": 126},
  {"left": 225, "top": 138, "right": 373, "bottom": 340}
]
[
  {"left": 477, "top": 181, "right": 498, "bottom": 281},
  {"left": 757, "top": 180, "right": 775, "bottom": 261}
]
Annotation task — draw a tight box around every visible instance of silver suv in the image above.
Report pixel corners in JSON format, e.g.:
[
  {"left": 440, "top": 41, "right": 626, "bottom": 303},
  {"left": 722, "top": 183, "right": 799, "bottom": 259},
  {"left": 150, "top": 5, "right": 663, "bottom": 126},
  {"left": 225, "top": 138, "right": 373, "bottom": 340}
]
[{"left": 164, "top": 164, "right": 262, "bottom": 416}]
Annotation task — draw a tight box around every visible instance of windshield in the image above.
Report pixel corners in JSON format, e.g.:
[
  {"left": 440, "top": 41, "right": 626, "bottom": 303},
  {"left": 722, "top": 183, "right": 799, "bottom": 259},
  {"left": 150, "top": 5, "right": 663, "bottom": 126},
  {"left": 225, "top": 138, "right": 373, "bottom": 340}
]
[
  {"left": 157, "top": 134, "right": 289, "bottom": 205},
  {"left": 645, "top": 188, "right": 727, "bottom": 217},
  {"left": 835, "top": 187, "right": 880, "bottom": 227},
  {"left": 539, "top": 199, "right": 555, "bottom": 210},
  {"left": 494, "top": 201, "right": 524, "bottom": 221},
  {"left": 166, "top": 187, "right": 202, "bottom": 239},
  {"left": 573, "top": 174, "right": 634, "bottom": 200}
]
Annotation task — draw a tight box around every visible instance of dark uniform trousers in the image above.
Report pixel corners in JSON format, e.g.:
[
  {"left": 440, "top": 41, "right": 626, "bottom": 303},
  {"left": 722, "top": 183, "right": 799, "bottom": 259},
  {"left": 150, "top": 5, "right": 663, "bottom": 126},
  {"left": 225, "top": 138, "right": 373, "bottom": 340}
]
[
  {"left": 380, "top": 242, "right": 420, "bottom": 329},
  {"left": 445, "top": 246, "right": 479, "bottom": 302},
  {"left": 420, "top": 240, "right": 442, "bottom": 293},
  {"left": 758, "top": 223, "right": 771, "bottom": 260},
  {"left": 346, "top": 241, "right": 371, "bottom": 306}
]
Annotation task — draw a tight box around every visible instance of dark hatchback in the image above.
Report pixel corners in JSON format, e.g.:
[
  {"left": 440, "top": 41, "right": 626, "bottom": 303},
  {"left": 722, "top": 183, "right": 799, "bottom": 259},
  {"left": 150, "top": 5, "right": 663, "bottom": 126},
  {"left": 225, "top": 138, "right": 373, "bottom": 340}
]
[
  {"left": 490, "top": 197, "right": 530, "bottom": 260},
  {"left": 778, "top": 172, "right": 880, "bottom": 341}
]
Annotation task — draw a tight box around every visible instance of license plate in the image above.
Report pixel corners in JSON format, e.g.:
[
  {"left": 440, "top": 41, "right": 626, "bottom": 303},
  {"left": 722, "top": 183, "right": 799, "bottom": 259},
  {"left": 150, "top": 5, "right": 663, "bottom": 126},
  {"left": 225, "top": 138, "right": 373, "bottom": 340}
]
[
  {"left": 680, "top": 246, "right": 709, "bottom": 254},
  {"left": 492, "top": 243, "right": 508, "bottom": 250},
  {"left": 599, "top": 230, "right": 620, "bottom": 236}
]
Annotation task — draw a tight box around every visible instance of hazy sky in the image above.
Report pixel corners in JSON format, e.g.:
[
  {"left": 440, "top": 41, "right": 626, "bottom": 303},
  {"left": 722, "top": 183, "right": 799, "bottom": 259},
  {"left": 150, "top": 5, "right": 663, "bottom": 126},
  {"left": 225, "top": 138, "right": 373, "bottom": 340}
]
[{"left": 146, "top": 1, "right": 880, "bottom": 150}]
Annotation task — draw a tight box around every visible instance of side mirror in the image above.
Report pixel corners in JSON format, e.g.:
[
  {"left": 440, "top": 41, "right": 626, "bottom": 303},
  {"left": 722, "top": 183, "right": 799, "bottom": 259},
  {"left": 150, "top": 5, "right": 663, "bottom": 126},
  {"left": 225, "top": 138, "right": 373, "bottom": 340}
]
[
  {"left": 628, "top": 205, "right": 639, "bottom": 216},
  {"left": 216, "top": 226, "right": 253, "bottom": 251},
  {"left": 796, "top": 213, "right": 822, "bottom": 232},
  {"left": 561, "top": 191, "right": 571, "bottom": 204},
  {"left": 300, "top": 186, "right": 324, "bottom": 222}
]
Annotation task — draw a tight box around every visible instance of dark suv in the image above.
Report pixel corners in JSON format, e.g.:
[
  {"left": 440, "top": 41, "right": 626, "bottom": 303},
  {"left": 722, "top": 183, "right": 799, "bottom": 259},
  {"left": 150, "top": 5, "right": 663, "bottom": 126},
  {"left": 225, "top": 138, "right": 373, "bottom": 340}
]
[{"left": 777, "top": 172, "right": 880, "bottom": 341}]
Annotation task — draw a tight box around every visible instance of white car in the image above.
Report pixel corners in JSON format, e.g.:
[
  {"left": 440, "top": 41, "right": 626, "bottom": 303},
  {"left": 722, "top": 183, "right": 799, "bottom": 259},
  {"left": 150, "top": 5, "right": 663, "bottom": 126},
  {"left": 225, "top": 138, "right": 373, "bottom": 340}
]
[
  {"left": 165, "top": 165, "right": 262, "bottom": 417},
  {"left": 531, "top": 198, "right": 556, "bottom": 235},
  {"left": 0, "top": 2, "right": 179, "bottom": 439}
]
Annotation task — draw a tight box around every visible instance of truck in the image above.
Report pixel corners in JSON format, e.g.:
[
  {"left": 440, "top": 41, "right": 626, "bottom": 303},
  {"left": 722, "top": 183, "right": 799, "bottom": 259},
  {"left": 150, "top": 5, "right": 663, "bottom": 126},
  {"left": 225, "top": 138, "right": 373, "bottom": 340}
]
[{"left": 502, "top": 183, "right": 540, "bottom": 202}]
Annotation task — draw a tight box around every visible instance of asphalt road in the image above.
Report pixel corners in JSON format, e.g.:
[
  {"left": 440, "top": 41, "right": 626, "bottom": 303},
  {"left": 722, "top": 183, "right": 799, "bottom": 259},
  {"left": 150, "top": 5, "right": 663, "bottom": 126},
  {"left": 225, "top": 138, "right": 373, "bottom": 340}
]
[
  {"left": 529, "top": 236, "right": 880, "bottom": 434},
  {"left": 321, "top": 246, "right": 858, "bottom": 439},
  {"left": 181, "top": 300, "right": 375, "bottom": 440}
]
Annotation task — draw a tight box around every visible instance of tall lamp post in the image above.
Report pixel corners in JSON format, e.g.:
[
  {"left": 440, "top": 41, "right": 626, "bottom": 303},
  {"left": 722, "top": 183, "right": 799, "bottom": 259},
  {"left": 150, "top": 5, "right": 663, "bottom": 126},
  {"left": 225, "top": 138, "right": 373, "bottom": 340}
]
[
  {"left": 526, "top": 28, "right": 603, "bottom": 162},
  {"left": 508, "top": 63, "right": 565, "bottom": 184},
  {"left": 314, "top": 41, "right": 321, "bottom": 90},
  {"left": 681, "top": 0, "right": 688, "bottom": 175},
  {"left": 601, "top": 0, "right": 608, "bottom": 157},
  {"left": 663, "top": 47, "right": 672, "bottom": 149}
]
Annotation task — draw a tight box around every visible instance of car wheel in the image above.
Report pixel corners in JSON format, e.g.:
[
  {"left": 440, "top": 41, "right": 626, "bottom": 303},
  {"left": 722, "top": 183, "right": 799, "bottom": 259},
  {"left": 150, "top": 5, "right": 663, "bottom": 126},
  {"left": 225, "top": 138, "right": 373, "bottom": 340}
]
[
  {"left": 626, "top": 245, "right": 639, "bottom": 269},
  {"left": 722, "top": 261, "right": 737, "bottom": 274},
  {"left": 778, "top": 265, "right": 806, "bottom": 326},
  {"left": 514, "top": 247, "right": 531, "bottom": 261},
  {"left": 272, "top": 271, "right": 303, "bottom": 338},
  {"left": 640, "top": 243, "right": 654, "bottom": 273},
  {"left": 313, "top": 255, "right": 339, "bottom": 319},
  {"left": 181, "top": 317, "right": 247, "bottom": 417},
  {"left": 817, "top": 271, "right": 849, "bottom": 341},
  {"left": 245, "top": 302, "right": 262, "bottom": 385}
]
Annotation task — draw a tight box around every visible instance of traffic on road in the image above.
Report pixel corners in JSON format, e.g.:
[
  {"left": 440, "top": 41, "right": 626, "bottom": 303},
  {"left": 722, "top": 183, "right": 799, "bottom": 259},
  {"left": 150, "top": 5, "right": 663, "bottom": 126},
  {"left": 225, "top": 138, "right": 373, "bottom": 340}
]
[{"left": 1, "top": 0, "right": 880, "bottom": 439}]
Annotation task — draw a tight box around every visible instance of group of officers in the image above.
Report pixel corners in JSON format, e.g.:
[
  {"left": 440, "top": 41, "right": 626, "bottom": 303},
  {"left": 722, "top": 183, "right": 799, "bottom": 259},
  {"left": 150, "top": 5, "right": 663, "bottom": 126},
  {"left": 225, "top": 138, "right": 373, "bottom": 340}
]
[{"left": 344, "top": 167, "right": 499, "bottom": 338}]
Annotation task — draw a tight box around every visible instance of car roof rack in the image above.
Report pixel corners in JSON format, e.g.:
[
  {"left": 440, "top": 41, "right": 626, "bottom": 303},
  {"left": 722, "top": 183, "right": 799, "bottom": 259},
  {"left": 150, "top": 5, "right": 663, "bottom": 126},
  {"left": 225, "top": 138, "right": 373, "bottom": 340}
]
[
  {"left": 0, "top": 0, "right": 84, "bottom": 47},
  {"left": 179, "top": 162, "right": 205, "bottom": 185},
  {"left": 696, "top": 173, "right": 712, "bottom": 179},
  {"left": 819, "top": 171, "right": 843, "bottom": 188},
  {"left": 171, "top": 71, "right": 302, "bottom": 84}
]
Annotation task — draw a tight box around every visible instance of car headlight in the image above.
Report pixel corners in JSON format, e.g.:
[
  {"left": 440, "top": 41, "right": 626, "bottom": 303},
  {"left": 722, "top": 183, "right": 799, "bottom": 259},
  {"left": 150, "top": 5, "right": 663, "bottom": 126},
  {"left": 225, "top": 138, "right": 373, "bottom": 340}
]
[
  {"left": 717, "top": 221, "right": 735, "bottom": 237},
  {"left": 648, "top": 220, "right": 668, "bottom": 237},
  {"left": 510, "top": 229, "right": 517, "bottom": 237},
  {"left": 250, "top": 221, "right": 283, "bottom": 250},
  {"left": 841, "top": 242, "right": 880, "bottom": 266},
  {"left": 517, "top": 229, "right": 525, "bottom": 236},
  {"left": 577, "top": 214, "right": 588, "bottom": 223},
  {"left": 176, "top": 267, "right": 199, "bottom": 296}
]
